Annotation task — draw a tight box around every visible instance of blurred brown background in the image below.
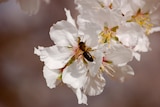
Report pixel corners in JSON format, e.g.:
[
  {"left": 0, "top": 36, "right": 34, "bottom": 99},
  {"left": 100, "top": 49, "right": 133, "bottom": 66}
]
[{"left": 0, "top": 0, "right": 160, "bottom": 107}]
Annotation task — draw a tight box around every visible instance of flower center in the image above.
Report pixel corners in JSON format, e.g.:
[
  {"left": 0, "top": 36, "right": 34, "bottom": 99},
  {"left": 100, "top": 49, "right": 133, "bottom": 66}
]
[
  {"left": 99, "top": 26, "right": 119, "bottom": 44},
  {"left": 128, "top": 9, "right": 153, "bottom": 34}
]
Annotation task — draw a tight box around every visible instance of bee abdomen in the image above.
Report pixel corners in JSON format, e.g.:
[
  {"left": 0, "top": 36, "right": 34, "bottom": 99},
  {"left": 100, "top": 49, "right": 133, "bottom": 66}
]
[{"left": 83, "top": 51, "right": 93, "bottom": 62}]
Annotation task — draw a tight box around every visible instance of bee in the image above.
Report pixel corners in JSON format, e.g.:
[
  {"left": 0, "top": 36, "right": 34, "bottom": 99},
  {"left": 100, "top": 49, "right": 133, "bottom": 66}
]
[{"left": 79, "top": 42, "right": 93, "bottom": 62}]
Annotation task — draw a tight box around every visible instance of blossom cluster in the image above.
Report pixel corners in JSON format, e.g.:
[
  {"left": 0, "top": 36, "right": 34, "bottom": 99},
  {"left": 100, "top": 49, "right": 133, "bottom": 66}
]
[{"left": 34, "top": 0, "right": 160, "bottom": 105}]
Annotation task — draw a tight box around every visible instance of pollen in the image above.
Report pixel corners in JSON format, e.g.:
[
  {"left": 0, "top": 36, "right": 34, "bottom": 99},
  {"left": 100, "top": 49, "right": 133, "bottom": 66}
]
[
  {"left": 99, "top": 26, "right": 119, "bottom": 44},
  {"left": 98, "top": 1, "right": 105, "bottom": 8},
  {"left": 109, "top": 3, "right": 113, "bottom": 9},
  {"left": 128, "top": 9, "right": 153, "bottom": 35}
]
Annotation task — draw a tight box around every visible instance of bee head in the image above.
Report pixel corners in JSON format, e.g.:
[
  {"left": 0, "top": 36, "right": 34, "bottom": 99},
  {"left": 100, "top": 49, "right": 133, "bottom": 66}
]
[{"left": 79, "top": 42, "right": 86, "bottom": 51}]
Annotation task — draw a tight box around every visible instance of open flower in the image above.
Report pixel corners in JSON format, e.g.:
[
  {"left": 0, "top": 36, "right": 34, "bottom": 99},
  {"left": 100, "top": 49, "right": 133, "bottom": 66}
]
[
  {"left": 120, "top": 0, "right": 160, "bottom": 34},
  {"left": 34, "top": 9, "right": 105, "bottom": 104}
]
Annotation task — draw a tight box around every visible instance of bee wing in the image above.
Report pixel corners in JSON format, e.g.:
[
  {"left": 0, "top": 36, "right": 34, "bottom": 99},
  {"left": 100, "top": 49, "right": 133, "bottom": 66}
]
[{"left": 17, "top": 0, "right": 40, "bottom": 15}]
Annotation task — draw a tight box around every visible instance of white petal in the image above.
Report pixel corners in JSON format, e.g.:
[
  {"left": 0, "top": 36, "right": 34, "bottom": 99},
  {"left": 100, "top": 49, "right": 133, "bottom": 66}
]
[
  {"left": 17, "top": 0, "right": 40, "bottom": 15},
  {"left": 62, "top": 60, "right": 87, "bottom": 89},
  {"left": 107, "top": 64, "right": 134, "bottom": 82},
  {"left": 43, "top": 66, "right": 61, "bottom": 88},
  {"left": 64, "top": 8, "right": 76, "bottom": 27},
  {"left": 88, "top": 50, "right": 103, "bottom": 77},
  {"left": 133, "top": 51, "right": 141, "bottom": 61},
  {"left": 83, "top": 73, "right": 106, "bottom": 96},
  {"left": 50, "top": 20, "right": 78, "bottom": 47},
  {"left": 34, "top": 46, "right": 72, "bottom": 69},
  {"left": 134, "top": 35, "right": 150, "bottom": 52},
  {"left": 149, "top": 27, "right": 160, "bottom": 34},
  {"left": 117, "top": 22, "right": 144, "bottom": 47},
  {"left": 72, "top": 88, "right": 88, "bottom": 105},
  {"left": 105, "top": 43, "right": 133, "bottom": 65},
  {"left": 79, "top": 22, "right": 100, "bottom": 48}
]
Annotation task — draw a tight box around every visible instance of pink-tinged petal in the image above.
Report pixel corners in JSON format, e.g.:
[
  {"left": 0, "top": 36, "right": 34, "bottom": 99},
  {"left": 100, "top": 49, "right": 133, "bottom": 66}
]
[
  {"left": 34, "top": 46, "right": 72, "bottom": 69},
  {"left": 62, "top": 60, "right": 87, "bottom": 89},
  {"left": 43, "top": 66, "right": 61, "bottom": 88},
  {"left": 83, "top": 73, "right": 106, "bottom": 96},
  {"left": 50, "top": 20, "right": 78, "bottom": 47}
]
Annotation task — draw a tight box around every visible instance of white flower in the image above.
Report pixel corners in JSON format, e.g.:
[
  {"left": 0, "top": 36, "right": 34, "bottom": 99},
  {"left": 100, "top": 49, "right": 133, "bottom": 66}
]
[
  {"left": 76, "top": 2, "right": 124, "bottom": 47},
  {"left": 120, "top": 0, "right": 160, "bottom": 34},
  {"left": 35, "top": 9, "right": 104, "bottom": 104}
]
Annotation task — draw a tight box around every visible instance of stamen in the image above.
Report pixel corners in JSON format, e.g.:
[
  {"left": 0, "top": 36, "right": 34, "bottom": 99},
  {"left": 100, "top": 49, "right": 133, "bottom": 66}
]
[
  {"left": 109, "top": 3, "right": 113, "bottom": 9},
  {"left": 101, "top": 65, "right": 114, "bottom": 77},
  {"left": 99, "top": 26, "right": 119, "bottom": 44},
  {"left": 128, "top": 9, "right": 153, "bottom": 34}
]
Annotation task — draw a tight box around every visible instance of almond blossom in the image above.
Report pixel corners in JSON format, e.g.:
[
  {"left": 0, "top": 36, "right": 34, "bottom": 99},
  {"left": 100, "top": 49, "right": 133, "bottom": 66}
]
[
  {"left": 120, "top": 0, "right": 160, "bottom": 34},
  {"left": 35, "top": 9, "right": 105, "bottom": 104}
]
